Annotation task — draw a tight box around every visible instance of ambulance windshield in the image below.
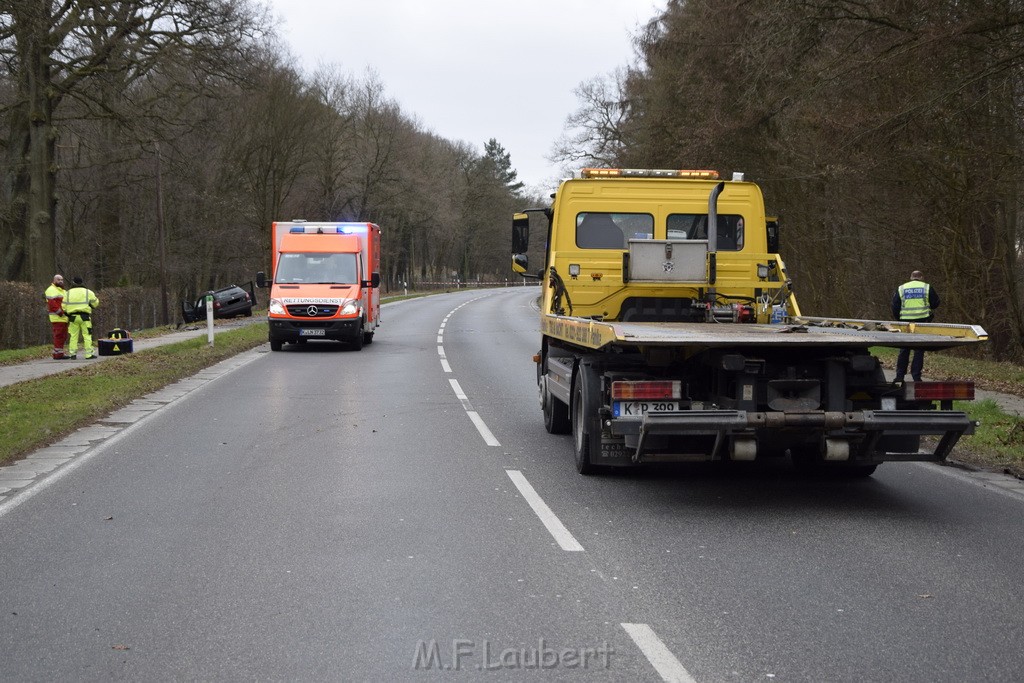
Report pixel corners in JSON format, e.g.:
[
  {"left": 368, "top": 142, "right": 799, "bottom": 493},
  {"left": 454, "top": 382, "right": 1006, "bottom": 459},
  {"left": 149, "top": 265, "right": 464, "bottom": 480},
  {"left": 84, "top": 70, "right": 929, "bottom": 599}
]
[{"left": 275, "top": 252, "right": 359, "bottom": 284}]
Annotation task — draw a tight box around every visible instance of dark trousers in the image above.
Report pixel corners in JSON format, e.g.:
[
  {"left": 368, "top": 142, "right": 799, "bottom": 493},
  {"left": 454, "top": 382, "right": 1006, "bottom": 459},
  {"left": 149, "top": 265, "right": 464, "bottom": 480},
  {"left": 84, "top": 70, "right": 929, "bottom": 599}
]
[
  {"left": 895, "top": 347, "right": 925, "bottom": 381},
  {"left": 895, "top": 315, "right": 932, "bottom": 381}
]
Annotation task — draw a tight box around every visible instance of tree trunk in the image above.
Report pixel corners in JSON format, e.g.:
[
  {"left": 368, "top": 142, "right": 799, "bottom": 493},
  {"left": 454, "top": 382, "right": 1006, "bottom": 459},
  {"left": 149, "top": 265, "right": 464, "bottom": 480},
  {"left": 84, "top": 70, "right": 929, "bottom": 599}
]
[{"left": 3, "top": 6, "right": 59, "bottom": 283}]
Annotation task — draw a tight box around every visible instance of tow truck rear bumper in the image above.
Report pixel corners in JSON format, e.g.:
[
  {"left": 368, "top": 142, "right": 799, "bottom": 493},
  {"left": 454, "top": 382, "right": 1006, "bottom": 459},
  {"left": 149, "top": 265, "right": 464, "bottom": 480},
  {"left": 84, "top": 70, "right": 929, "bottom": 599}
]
[{"left": 609, "top": 409, "right": 976, "bottom": 464}]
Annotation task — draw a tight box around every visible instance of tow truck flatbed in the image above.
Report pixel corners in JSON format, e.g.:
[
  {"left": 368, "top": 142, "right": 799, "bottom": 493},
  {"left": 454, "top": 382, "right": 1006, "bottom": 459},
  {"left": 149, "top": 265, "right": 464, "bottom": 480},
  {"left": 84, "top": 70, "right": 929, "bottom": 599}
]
[{"left": 541, "top": 315, "right": 988, "bottom": 352}]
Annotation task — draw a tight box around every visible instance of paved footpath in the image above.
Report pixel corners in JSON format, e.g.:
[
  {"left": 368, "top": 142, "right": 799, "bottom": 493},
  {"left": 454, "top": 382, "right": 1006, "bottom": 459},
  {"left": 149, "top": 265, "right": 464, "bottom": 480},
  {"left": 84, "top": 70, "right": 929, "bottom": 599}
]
[{"left": 1, "top": 321, "right": 1022, "bottom": 506}]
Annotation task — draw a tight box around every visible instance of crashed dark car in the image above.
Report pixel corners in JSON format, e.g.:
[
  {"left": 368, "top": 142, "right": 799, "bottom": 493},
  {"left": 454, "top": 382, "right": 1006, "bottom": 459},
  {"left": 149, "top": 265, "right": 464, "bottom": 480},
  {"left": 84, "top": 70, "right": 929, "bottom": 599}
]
[{"left": 181, "top": 285, "right": 253, "bottom": 323}]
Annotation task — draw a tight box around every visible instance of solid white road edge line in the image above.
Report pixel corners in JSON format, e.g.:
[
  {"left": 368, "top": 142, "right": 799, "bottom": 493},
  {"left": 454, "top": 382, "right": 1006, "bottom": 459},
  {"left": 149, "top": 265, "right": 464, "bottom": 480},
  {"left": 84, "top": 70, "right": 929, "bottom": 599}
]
[
  {"left": 505, "top": 469, "right": 584, "bottom": 552},
  {"left": 620, "top": 623, "right": 697, "bottom": 683}
]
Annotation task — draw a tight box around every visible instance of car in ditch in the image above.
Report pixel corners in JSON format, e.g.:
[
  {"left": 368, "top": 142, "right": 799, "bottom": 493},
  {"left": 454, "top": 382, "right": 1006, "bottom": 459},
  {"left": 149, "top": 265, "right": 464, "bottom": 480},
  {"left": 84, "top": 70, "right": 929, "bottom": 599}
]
[{"left": 181, "top": 284, "right": 254, "bottom": 322}]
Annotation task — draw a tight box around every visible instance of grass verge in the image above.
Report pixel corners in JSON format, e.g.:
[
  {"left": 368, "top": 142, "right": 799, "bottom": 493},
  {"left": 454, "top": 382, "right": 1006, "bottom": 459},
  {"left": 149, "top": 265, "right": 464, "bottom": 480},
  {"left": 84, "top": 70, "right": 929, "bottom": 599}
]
[
  {"left": 0, "top": 323, "right": 267, "bottom": 466},
  {"left": 953, "top": 400, "right": 1024, "bottom": 477}
]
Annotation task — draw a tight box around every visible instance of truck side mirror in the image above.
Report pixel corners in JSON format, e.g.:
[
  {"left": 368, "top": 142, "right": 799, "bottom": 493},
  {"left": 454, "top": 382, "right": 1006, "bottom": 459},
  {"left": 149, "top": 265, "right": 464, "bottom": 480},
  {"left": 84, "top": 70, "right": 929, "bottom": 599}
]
[
  {"left": 512, "top": 213, "right": 530, "bottom": 253},
  {"left": 766, "top": 217, "right": 780, "bottom": 254},
  {"left": 512, "top": 254, "right": 541, "bottom": 279},
  {"left": 371, "top": 272, "right": 381, "bottom": 289},
  {"left": 512, "top": 253, "right": 529, "bottom": 274},
  {"left": 256, "top": 271, "right": 267, "bottom": 288}
]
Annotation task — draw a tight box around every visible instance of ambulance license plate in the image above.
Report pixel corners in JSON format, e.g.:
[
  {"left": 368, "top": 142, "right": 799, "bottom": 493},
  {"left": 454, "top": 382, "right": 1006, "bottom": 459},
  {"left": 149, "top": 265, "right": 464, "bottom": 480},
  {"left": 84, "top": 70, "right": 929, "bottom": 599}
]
[
  {"left": 613, "top": 401, "right": 681, "bottom": 417},
  {"left": 299, "top": 328, "right": 325, "bottom": 337}
]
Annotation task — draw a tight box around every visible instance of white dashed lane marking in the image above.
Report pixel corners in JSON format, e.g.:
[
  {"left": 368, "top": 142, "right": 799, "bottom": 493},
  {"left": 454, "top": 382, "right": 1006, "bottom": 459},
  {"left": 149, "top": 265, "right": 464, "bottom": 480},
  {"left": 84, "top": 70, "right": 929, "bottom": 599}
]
[
  {"left": 439, "top": 298, "right": 500, "bottom": 447},
  {"left": 621, "top": 623, "right": 697, "bottom": 683},
  {"left": 505, "top": 469, "right": 584, "bottom": 552}
]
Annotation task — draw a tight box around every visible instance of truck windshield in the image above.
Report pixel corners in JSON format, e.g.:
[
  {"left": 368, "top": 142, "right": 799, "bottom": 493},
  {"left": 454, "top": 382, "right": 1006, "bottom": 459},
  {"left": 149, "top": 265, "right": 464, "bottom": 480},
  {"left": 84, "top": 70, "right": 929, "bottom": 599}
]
[
  {"left": 275, "top": 252, "right": 359, "bottom": 284},
  {"left": 667, "top": 214, "right": 744, "bottom": 250}
]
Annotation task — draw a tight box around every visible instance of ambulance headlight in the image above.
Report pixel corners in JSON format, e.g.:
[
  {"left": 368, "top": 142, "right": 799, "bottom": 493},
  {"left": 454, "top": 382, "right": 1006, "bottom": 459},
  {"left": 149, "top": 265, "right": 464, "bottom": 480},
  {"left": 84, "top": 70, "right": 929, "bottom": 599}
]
[
  {"left": 340, "top": 299, "right": 360, "bottom": 316},
  {"left": 268, "top": 299, "right": 286, "bottom": 315}
]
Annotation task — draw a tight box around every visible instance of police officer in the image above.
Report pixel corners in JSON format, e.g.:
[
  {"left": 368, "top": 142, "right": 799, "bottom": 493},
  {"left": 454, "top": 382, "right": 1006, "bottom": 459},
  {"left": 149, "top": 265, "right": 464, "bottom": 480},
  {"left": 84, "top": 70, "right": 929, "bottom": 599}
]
[
  {"left": 62, "top": 276, "right": 100, "bottom": 360},
  {"left": 44, "top": 274, "right": 68, "bottom": 359},
  {"left": 891, "top": 269, "right": 940, "bottom": 382}
]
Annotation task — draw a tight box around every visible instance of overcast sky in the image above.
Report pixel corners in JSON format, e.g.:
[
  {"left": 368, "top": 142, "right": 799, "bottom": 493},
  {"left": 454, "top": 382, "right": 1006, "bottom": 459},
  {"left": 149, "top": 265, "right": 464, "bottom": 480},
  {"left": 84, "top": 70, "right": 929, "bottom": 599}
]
[{"left": 265, "top": 0, "right": 667, "bottom": 193}]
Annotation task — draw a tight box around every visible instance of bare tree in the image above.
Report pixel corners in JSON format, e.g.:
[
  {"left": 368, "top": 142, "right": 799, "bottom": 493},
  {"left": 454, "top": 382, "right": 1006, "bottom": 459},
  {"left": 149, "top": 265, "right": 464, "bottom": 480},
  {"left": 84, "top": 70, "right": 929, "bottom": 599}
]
[
  {"left": 0, "top": 0, "right": 269, "bottom": 283},
  {"left": 551, "top": 69, "right": 632, "bottom": 170}
]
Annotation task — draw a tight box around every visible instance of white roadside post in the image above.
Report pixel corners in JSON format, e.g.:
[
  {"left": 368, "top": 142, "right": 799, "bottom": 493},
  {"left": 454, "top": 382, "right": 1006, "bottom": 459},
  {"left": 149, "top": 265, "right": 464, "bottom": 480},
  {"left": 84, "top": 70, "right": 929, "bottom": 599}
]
[{"left": 205, "top": 292, "right": 214, "bottom": 346}]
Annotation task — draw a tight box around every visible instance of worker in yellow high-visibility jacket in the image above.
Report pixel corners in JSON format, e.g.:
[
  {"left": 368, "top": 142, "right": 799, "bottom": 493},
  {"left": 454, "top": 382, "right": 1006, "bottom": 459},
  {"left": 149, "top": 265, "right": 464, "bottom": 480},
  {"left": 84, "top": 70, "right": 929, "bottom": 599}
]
[
  {"left": 44, "top": 274, "right": 68, "bottom": 359},
  {"left": 62, "top": 276, "right": 100, "bottom": 360}
]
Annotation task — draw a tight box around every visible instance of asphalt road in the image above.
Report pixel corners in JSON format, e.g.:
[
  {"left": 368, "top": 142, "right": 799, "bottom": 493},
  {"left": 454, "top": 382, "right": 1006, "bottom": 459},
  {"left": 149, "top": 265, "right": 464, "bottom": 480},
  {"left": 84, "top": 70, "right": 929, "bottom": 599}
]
[{"left": 1, "top": 287, "right": 1022, "bottom": 681}]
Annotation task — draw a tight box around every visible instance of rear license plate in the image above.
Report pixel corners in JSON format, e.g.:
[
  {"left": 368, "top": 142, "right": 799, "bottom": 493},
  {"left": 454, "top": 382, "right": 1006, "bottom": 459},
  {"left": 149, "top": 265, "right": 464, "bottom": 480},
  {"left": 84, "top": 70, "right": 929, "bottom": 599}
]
[
  {"left": 613, "top": 401, "right": 681, "bottom": 417},
  {"left": 299, "top": 328, "right": 325, "bottom": 337}
]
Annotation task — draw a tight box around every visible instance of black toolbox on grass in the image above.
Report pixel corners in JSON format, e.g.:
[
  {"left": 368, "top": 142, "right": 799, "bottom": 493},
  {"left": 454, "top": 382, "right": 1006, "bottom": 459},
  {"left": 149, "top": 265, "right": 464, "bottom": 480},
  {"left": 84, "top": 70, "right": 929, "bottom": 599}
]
[{"left": 98, "top": 328, "right": 133, "bottom": 356}]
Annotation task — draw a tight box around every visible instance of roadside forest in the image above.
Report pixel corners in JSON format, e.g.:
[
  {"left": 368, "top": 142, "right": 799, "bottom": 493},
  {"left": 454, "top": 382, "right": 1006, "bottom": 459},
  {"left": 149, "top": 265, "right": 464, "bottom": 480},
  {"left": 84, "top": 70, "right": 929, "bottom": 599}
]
[
  {"left": 0, "top": 0, "right": 527, "bottom": 342},
  {"left": 557, "top": 0, "right": 1024, "bottom": 361}
]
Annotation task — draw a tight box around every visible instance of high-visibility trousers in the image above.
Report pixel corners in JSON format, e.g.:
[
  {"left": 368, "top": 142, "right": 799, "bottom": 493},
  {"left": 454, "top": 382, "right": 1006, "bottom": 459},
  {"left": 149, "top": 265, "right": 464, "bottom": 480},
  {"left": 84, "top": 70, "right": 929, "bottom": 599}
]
[
  {"left": 67, "top": 313, "right": 94, "bottom": 356},
  {"left": 50, "top": 321, "right": 68, "bottom": 359}
]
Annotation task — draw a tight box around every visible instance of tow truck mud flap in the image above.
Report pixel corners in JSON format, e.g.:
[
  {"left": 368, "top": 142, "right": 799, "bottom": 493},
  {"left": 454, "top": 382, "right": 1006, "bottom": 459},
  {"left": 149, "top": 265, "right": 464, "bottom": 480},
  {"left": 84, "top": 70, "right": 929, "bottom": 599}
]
[
  {"left": 634, "top": 410, "right": 750, "bottom": 463},
  {"left": 860, "top": 410, "right": 975, "bottom": 460}
]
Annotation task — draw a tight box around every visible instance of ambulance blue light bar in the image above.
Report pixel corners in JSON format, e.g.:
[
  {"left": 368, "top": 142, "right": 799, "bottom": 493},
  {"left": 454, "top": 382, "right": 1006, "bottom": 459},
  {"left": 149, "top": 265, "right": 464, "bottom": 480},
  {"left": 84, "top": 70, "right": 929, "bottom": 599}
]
[{"left": 288, "top": 224, "right": 369, "bottom": 235}]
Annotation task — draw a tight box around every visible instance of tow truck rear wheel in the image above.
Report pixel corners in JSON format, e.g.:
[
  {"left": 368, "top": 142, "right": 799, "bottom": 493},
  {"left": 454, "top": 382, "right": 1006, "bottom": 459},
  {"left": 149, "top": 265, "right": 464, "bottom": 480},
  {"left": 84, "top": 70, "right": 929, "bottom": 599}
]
[
  {"left": 542, "top": 375, "right": 571, "bottom": 434},
  {"left": 571, "top": 366, "right": 601, "bottom": 475}
]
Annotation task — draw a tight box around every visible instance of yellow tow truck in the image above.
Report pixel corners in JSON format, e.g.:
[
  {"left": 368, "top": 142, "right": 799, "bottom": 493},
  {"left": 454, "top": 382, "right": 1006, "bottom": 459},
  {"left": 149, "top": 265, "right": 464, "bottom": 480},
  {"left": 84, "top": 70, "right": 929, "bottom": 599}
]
[{"left": 512, "top": 168, "right": 987, "bottom": 476}]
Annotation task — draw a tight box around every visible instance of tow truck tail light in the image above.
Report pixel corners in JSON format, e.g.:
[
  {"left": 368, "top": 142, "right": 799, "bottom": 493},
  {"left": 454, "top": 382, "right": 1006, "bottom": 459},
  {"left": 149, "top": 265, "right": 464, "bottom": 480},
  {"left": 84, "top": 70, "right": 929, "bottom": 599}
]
[
  {"left": 611, "top": 380, "right": 681, "bottom": 400},
  {"left": 904, "top": 381, "right": 975, "bottom": 401}
]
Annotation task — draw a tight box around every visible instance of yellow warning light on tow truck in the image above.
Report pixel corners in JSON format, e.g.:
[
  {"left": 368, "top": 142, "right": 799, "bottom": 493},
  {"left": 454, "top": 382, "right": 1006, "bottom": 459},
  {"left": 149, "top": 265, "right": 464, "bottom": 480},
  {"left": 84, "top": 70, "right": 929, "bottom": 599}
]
[{"left": 580, "top": 168, "right": 720, "bottom": 179}]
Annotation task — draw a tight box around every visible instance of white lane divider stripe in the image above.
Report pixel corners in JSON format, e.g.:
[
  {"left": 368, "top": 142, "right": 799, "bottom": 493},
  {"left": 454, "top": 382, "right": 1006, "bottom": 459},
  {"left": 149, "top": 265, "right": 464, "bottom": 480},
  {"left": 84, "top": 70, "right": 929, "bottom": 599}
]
[
  {"left": 505, "top": 470, "right": 584, "bottom": 552},
  {"left": 448, "top": 379, "right": 499, "bottom": 446},
  {"left": 468, "top": 411, "right": 500, "bottom": 447},
  {"left": 449, "top": 379, "right": 468, "bottom": 400},
  {"left": 621, "top": 623, "right": 696, "bottom": 683},
  {"left": 440, "top": 295, "right": 501, "bottom": 447}
]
